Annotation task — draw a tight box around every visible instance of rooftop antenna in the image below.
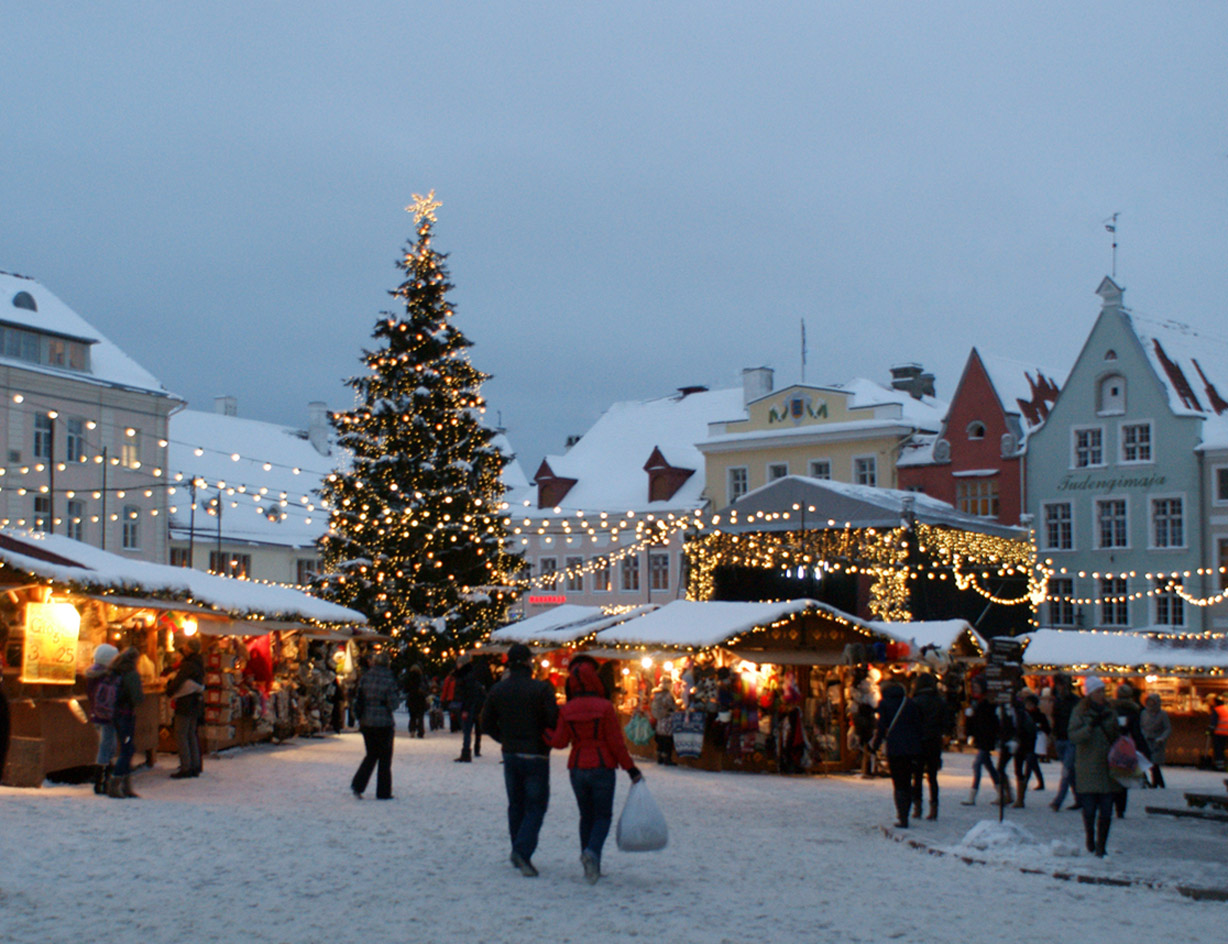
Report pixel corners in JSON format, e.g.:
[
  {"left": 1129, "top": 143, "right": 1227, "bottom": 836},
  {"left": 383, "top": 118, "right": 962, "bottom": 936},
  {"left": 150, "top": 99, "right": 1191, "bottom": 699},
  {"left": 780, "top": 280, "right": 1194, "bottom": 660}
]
[
  {"left": 1103, "top": 212, "right": 1120, "bottom": 279},
  {"left": 800, "top": 317, "right": 808, "bottom": 384}
]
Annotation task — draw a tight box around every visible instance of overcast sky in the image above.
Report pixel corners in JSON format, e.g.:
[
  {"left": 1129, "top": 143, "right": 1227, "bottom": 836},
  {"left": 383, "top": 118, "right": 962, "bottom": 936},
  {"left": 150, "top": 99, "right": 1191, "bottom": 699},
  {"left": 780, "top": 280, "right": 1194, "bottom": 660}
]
[{"left": 4, "top": 2, "right": 1227, "bottom": 472}]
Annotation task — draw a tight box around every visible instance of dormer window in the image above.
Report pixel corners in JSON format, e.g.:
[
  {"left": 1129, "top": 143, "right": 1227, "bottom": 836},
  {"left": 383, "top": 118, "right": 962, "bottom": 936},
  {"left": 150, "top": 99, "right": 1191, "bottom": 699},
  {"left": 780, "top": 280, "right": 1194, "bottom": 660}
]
[
  {"left": 644, "top": 446, "right": 695, "bottom": 502},
  {"left": 12, "top": 291, "right": 37, "bottom": 312},
  {"left": 966, "top": 421, "right": 986, "bottom": 440},
  {"left": 1097, "top": 373, "right": 1126, "bottom": 415},
  {"left": 0, "top": 325, "right": 91, "bottom": 372},
  {"left": 1104, "top": 349, "right": 1117, "bottom": 361}
]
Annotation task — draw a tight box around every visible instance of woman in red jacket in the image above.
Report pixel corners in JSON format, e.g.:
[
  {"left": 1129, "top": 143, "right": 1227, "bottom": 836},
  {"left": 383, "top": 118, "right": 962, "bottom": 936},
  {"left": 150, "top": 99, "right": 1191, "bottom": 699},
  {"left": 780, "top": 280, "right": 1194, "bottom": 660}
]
[{"left": 550, "top": 656, "right": 642, "bottom": 884}]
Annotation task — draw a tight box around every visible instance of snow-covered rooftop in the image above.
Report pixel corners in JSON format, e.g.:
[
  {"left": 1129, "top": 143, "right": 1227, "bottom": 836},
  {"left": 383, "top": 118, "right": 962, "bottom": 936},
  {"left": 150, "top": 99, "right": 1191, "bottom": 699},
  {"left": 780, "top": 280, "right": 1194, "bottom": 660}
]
[
  {"left": 977, "top": 352, "right": 1067, "bottom": 431},
  {"left": 1022, "top": 628, "right": 1228, "bottom": 675},
  {"left": 506, "top": 386, "right": 745, "bottom": 515},
  {"left": 488, "top": 604, "right": 658, "bottom": 645},
  {"left": 866, "top": 618, "right": 986, "bottom": 655},
  {"left": 0, "top": 271, "right": 177, "bottom": 399},
  {"left": 0, "top": 529, "right": 366, "bottom": 626},
  {"left": 167, "top": 409, "right": 335, "bottom": 549}
]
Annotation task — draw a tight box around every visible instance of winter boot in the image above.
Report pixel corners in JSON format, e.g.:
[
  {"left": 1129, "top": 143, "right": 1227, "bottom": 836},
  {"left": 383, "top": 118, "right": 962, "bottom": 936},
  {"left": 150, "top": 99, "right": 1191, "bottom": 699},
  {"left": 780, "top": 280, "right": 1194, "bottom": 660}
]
[
  {"left": 960, "top": 788, "right": 977, "bottom": 806},
  {"left": 1083, "top": 818, "right": 1095, "bottom": 853},
  {"left": 93, "top": 765, "right": 107, "bottom": 795},
  {"left": 107, "top": 775, "right": 125, "bottom": 799},
  {"left": 1095, "top": 818, "right": 1110, "bottom": 858},
  {"left": 121, "top": 775, "right": 139, "bottom": 798},
  {"left": 1012, "top": 778, "right": 1026, "bottom": 808},
  {"left": 454, "top": 749, "right": 472, "bottom": 763},
  {"left": 1001, "top": 778, "right": 1014, "bottom": 805},
  {"left": 912, "top": 798, "right": 922, "bottom": 819},
  {"left": 926, "top": 800, "right": 938, "bottom": 821}
]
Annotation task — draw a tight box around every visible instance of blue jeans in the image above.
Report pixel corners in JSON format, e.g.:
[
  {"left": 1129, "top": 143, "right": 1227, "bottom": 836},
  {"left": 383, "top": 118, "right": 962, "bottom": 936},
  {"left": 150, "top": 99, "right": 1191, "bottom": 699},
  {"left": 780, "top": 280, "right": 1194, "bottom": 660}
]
[
  {"left": 971, "top": 748, "right": 998, "bottom": 790},
  {"left": 1053, "top": 740, "right": 1076, "bottom": 808},
  {"left": 113, "top": 712, "right": 137, "bottom": 777},
  {"left": 94, "top": 722, "right": 117, "bottom": 766},
  {"left": 569, "top": 767, "right": 616, "bottom": 864},
  {"left": 504, "top": 754, "right": 550, "bottom": 861}
]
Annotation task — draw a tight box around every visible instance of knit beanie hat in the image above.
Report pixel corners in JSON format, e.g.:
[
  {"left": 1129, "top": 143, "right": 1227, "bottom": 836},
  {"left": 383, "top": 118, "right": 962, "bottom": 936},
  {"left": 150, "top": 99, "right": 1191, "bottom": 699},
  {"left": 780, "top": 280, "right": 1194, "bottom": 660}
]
[
  {"left": 92, "top": 643, "right": 119, "bottom": 667},
  {"left": 1083, "top": 675, "right": 1105, "bottom": 696}
]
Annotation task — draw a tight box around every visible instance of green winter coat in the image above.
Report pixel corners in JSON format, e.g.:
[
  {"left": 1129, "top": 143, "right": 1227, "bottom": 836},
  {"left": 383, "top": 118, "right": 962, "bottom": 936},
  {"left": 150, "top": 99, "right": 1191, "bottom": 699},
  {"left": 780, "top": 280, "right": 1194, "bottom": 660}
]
[{"left": 1068, "top": 696, "right": 1121, "bottom": 794}]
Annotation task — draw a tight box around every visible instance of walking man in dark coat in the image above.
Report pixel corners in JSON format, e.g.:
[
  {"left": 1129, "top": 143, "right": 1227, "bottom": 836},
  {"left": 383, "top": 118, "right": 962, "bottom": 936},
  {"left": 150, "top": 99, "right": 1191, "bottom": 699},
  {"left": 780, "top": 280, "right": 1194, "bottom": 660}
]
[
  {"left": 481, "top": 643, "right": 558, "bottom": 876},
  {"left": 351, "top": 652, "right": 400, "bottom": 800},
  {"left": 871, "top": 679, "right": 923, "bottom": 828}
]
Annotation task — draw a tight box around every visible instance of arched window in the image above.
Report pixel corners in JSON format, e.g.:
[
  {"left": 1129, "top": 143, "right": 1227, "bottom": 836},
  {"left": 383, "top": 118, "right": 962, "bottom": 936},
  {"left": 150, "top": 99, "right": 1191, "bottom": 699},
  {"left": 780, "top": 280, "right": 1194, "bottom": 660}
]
[
  {"left": 966, "top": 421, "right": 986, "bottom": 440},
  {"left": 1104, "top": 349, "right": 1117, "bottom": 361},
  {"left": 1097, "top": 374, "right": 1126, "bottom": 415},
  {"left": 12, "top": 291, "right": 36, "bottom": 312}
]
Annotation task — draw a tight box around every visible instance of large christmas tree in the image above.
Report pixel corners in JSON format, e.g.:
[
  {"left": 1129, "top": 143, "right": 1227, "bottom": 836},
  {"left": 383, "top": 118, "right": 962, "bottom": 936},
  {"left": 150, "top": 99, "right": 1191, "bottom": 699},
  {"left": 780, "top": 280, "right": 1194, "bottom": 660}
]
[{"left": 316, "top": 192, "right": 521, "bottom": 669}]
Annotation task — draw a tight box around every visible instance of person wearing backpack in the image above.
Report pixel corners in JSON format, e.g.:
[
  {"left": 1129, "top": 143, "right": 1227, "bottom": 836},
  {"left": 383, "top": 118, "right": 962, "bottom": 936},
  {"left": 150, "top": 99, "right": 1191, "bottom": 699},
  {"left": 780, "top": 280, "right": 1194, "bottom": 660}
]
[
  {"left": 108, "top": 646, "right": 146, "bottom": 799},
  {"left": 85, "top": 643, "right": 120, "bottom": 795},
  {"left": 549, "top": 656, "right": 643, "bottom": 884},
  {"left": 1069, "top": 676, "right": 1121, "bottom": 857}
]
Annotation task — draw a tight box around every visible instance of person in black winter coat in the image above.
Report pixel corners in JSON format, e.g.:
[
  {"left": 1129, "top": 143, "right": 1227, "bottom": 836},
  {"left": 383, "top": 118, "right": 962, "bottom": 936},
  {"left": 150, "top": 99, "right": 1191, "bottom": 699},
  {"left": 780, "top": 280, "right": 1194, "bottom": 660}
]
[
  {"left": 871, "top": 680, "right": 923, "bottom": 828},
  {"left": 1050, "top": 673, "right": 1081, "bottom": 811},
  {"left": 481, "top": 644, "right": 559, "bottom": 877},
  {"left": 454, "top": 659, "right": 487, "bottom": 762},
  {"left": 165, "top": 636, "right": 206, "bottom": 779},
  {"left": 910, "top": 673, "right": 948, "bottom": 821},
  {"left": 404, "top": 664, "right": 428, "bottom": 738},
  {"left": 961, "top": 676, "right": 1000, "bottom": 805}
]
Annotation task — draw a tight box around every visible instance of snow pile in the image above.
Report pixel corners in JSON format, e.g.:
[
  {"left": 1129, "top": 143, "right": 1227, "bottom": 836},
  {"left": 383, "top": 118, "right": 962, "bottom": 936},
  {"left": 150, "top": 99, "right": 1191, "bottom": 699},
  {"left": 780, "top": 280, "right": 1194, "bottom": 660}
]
[{"left": 958, "top": 819, "right": 1041, "bottom": 852}]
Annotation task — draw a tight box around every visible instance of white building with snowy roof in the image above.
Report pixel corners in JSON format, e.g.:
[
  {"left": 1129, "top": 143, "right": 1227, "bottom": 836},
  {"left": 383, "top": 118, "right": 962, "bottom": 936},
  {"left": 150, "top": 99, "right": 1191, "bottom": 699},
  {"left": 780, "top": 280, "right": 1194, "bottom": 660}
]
[
  {"left": 0, "top": 271, "right": 183, "bottom": 563},
  {"left": 1027, "top": 277, "right": 1228, "bottom": 633},
  {"left": 503, "top": 382, "right": 746, "bottom": 618}
]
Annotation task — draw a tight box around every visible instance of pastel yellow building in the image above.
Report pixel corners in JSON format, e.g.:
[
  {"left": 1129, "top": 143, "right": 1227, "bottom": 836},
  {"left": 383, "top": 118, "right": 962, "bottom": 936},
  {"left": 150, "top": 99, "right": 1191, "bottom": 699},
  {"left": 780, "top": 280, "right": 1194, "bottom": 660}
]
[{"left": 698, "top": 367, "right": 945, "bottom": 509}]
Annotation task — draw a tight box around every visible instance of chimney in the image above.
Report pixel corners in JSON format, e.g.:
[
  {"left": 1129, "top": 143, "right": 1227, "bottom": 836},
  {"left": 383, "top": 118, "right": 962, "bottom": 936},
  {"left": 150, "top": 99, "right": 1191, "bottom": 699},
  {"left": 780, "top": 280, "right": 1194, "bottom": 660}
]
[
  {"left": 742, "top": 366, "right": 774, "bottom": 406},
  {"left": 308, "top": 401, "right": 331, "bottom": 456},
  {"left": 889, "top": 363, "right": 935, "bottom": 400},
  {"left": 214, "top": 396, "right": 237, "bottom": 416}
]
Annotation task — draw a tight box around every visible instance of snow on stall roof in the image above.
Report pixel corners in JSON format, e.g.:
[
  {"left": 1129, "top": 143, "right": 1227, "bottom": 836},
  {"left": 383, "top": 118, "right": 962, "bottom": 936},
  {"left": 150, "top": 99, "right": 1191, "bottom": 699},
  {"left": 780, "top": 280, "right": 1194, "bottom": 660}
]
[
  {"left": 488, "top": 604, "right": 658, "bottom": 645},
  {"left": 167, "top": 409, "right": 335, "bottom": 548},
  {"left": 0, "top": 271, "right": 177, "bottom": 399},
  {"left": 1022, "top": 628, "right": 1228, "bottom": 673},
  {"left": 0, "top": 529, "right": 366, "bottom": 625},
  {"left": 867, "top": 619, "right": 986, "bottom": 654},
  {"left": 514, "top": 386, "right": 746, "bottom": 515},
  {"left": 590, "top": 598, "right": 873, "bottom": 649},
  {"left": 829, "top": 377, "right": 948, "bottom": 427}
]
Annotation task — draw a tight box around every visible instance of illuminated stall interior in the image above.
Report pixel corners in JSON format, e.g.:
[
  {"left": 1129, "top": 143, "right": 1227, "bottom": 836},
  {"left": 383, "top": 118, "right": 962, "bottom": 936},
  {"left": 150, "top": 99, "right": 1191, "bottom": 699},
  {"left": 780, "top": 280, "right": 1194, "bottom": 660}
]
[
  {"left": 0, "top": 530, "right": 368, "bottom": 787},
  {"left": 1022, "top": 628, "right": 1228, "bottom": 766}
]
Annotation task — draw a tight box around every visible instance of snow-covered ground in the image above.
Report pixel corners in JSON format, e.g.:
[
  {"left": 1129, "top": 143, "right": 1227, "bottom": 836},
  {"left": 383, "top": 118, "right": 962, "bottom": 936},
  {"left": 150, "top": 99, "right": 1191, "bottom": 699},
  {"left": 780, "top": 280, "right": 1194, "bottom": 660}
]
[{"left": 3, "top": 727, "right": 1227, "bottom": 944}]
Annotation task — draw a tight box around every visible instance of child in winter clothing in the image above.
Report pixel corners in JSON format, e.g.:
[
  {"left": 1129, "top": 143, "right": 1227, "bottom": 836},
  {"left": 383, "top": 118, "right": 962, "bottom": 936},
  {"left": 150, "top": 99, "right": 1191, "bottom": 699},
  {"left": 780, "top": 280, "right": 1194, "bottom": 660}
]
[{"left": 650, "top": 680, "right": 677, "bottom": 765}]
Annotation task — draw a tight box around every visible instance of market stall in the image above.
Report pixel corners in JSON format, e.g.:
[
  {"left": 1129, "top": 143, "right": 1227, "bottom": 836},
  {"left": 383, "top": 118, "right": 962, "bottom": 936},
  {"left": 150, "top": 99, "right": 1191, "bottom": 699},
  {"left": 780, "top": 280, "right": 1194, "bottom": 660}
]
[
  {"left": 0, "top": 530, "right": 367, "bottom": 787},
  {"left": 1021, "top": 628, "right": 1228, "bottom": 766}
]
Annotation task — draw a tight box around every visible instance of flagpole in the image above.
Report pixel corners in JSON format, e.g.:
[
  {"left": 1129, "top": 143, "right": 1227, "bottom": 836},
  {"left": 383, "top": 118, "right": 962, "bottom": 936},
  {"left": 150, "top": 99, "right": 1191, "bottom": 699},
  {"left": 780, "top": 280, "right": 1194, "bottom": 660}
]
[
  {"left": 1104, "top": 212, "right": 1119, "bottom": 279},
  {"left": 800, "top": 318, "right": 807, "bottom": 384}
]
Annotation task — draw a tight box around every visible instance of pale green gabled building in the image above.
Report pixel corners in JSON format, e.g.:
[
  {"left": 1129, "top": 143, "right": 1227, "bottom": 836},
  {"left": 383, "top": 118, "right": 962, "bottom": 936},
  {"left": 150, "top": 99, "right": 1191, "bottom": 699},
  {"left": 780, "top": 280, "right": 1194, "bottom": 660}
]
[{"left": 1026, "top": 277, "right": 1228, "bottom": 633}]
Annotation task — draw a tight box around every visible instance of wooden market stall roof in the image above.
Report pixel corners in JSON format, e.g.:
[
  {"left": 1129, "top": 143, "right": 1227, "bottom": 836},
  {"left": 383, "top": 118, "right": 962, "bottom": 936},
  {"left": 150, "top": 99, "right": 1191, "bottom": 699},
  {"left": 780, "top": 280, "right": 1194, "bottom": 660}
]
[
  {"left": 866, "top": 618, "right": 987, "bottom": 658},
  {"left": 0, "top": 529, "right": 367, "bottom": 631},
  {"left": 1022, "top": 628, "right": 1228, "bottom": 677},
  {"left": 488, "top": 604, "right": 658, "bottom": 647}
]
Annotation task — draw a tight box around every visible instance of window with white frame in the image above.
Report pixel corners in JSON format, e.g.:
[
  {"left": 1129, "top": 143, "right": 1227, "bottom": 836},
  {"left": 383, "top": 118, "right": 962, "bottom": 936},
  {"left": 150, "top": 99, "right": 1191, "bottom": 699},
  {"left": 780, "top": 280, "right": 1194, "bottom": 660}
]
[
  {"left": 1073, "top": 427, "right": 1103, "bottom": 468},
  {"left": 1043, "top": 502, "right": 1073, "bottom": 550},
  {"left": 121, "top": 428, "right": 140, "bottom": 468},
  {"left": 956, "top": 478, "right": 999, "bottom": 518},
  {"left": 854, "top": 456, "right": 877, "bottom": 487},
  {"left": 296, "top": 558, "right": 320, "bottom": 585},
  {"left": 66, "top": 499, "right": 84, "bottom": 542},
  {"left": 1047, "top": 578, "right": 1075, "bottom": 626},
  {"left": 121, "top": 504, "right": 141, "bottom": 549},
  {"left": 621, "top": 555, "right": 640, "bottom": 592},
  {"left": 66, "top": 418, "right": 86, "bottom": 462},
  {"left": 966, "top": 421, "right": 986, "bottom": 440},
  {"left": 593, "top": 560, "right": 611, "bottom": 592},
  {"left": 808, "top": 459, "right": 831, "bottom": 480},
  {"left": 1216, "top": 467, "right": 1228, "bottom": 504},
  {"left": 538, "top": 557, "right": 558, "bottom": 588},
  {"left": 565, "top": 556, "right": 584, "bottom": 592},
  {"left": 728, "top": 467, "right": 749, "bottom": 503},
  {"left": 1120, "top": 423, "right": 1152, "bottom": 463},
  {"left": 1100, "top": 576, "right": 1129, "bottom": 626},
  {"left": 32, "top": 496, "right": 51, "bottom": 533},
  {"left": 1096, "top": 498, "right": 1128, "bottom": 548},
  {"left": 209, "top": 551, "right": 251, "bottom": 578},
  {"left": 33, "top": 413, "right": 53, "bottom": 460},
  {"left": 1154, "top": 579, "right": 1185, "bottom": 627},
  {"left": 1149, "top": 497, "right": 1183, "bottom": 549},
  {"left": 648, "top": 551, "right": 669, "bottom": 591},
  {"left": 767, "top": 462, "right": 788, "bottom": 481},
  {"left": 170, "top": 547, "right": 192, "bottom": 568}
]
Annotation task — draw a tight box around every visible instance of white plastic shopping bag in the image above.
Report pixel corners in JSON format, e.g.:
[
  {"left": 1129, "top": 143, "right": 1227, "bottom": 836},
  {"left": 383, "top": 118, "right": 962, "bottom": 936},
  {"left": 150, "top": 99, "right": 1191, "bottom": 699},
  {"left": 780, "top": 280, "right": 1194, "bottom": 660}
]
[{"left": 616, "top": 779, "right": 669, "bottom": 852}]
